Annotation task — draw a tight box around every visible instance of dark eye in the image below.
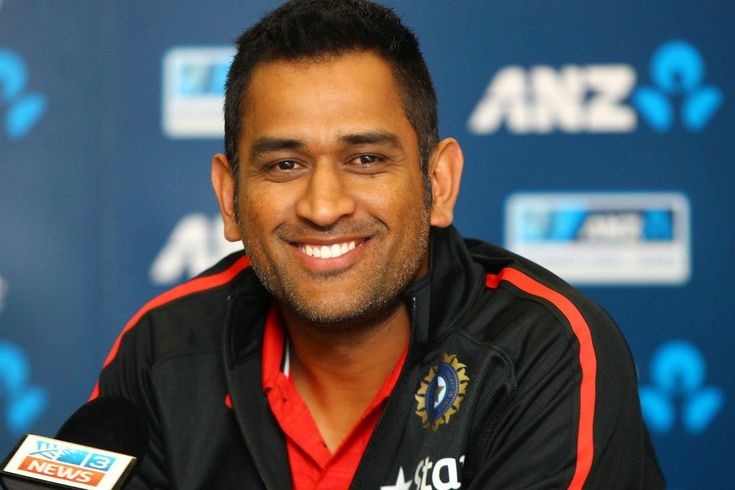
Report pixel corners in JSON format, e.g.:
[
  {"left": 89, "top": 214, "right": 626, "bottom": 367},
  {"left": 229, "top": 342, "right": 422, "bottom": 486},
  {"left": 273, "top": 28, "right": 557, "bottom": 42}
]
[
  {"left": 351, "top": 154, "right": 385, "bottom": 166},
  {"left": 262, "top": 159, "right": 305, "bottom": 181},
  {"left": 357, "top": 154, "right": 378, "bottom": 164},
  {"left": 346, "top": 154, "right": 388, "bottom": 174},
  {"left": 274, "top": 160, "right": 298, "bottom": 170}
]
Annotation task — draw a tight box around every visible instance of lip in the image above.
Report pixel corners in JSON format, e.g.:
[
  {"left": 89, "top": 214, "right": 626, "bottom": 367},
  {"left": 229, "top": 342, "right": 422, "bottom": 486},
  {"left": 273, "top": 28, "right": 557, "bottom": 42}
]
[{"left": 289, "top": 237, "right": 369, "bottom": 272}]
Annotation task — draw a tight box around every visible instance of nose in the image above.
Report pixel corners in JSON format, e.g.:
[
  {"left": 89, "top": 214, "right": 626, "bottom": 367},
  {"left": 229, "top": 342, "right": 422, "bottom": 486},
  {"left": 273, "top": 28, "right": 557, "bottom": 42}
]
[{"left": 295, "top": 162, "right": 356, "bottom": 227}]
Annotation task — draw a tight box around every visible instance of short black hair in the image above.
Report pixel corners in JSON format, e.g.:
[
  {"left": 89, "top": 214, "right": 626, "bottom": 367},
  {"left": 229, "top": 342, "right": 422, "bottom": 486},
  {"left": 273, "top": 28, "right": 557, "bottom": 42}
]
[{"left": 224, "top": 0, "right": 438, "bottom": 204}]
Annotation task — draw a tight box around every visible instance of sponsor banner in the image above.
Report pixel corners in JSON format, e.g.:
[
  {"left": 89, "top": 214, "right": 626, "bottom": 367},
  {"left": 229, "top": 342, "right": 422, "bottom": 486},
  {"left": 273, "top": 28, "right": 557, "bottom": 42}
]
[
  {"left": 2, "top": 434, "right": 134, "bottom": 489},
  {"left": 162, "top": 46, "right": 234, "bottom": 138},
  {"left": 468, "top": 40, "right": 722, "bottom": 135},
  {"left": 504, "top": 192, "right": 690, "bottom": 285},
  {"left": 149, "top": 213, "right": 242, "bottom": 286},
  {"left": 468, "top": 64, "right": 637, "bottom": 134}
]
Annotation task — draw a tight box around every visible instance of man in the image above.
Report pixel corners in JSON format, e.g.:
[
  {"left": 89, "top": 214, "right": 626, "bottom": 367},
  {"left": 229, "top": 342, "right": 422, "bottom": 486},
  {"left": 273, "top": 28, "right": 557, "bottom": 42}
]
[{"left": 92, "top": 0, "right": 664, "bottom": 488}]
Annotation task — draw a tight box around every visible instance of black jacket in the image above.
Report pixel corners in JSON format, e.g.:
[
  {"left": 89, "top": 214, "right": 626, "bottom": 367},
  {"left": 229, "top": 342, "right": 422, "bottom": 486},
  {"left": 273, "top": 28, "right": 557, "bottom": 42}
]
[{"left": 95, "top": 226, "right": 664, "bottom": 489}]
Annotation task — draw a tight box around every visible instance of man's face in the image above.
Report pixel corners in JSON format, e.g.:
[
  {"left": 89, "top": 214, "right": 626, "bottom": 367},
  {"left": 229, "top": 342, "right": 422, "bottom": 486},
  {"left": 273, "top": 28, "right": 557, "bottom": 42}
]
[{"left": 233, "top": 51, "right": 430, "bottom": 325}]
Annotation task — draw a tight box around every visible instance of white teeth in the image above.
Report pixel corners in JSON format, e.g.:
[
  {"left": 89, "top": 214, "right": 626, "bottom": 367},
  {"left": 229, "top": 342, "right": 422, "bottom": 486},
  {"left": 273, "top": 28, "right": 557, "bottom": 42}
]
[{"left": 298, "top": 240, "right": 358, "bottom": 259}]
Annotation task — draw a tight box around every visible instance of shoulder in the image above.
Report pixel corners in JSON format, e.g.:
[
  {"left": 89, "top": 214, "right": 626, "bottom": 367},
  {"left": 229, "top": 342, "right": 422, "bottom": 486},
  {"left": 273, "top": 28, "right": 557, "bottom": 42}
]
[
  {"left": 453, "top": 239, "right": 658, "bottom": 489},
  {"left": 461, "top": 239, "right": 635, "bottom": 394},
  {"left": 101, "top": 252, "right": 256, "bottom": 369},
  {"left": 465, "top": 238, "right": 625, "bottom": 348}
]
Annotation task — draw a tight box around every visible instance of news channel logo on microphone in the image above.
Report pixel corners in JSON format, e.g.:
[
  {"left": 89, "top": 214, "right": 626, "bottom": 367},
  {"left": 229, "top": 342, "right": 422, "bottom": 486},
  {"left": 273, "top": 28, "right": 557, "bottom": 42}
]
[{"left": 1, "top": 434, "right": 135, "bottom": 490}]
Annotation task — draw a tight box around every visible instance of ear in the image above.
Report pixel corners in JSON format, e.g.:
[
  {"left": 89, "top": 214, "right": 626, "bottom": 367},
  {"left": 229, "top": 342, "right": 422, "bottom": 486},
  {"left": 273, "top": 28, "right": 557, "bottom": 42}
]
[
  {"left": 429, "top": 138, "right": 464, "bottom": 228},
  {"left": 210, "top": 153, "right": 242, "bottom": 242}
]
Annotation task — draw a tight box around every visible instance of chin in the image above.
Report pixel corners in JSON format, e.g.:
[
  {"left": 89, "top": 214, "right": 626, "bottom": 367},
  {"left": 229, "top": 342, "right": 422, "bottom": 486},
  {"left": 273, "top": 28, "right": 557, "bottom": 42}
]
[{"left": 284, "top": 293, "right": 404, "bottom": 332}]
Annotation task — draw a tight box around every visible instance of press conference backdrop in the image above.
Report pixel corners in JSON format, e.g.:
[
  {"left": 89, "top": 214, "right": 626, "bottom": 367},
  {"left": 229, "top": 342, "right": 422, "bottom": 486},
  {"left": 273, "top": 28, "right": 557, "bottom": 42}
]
[{"left": 0, "top": 1, "right": 732, "bottom": 487}]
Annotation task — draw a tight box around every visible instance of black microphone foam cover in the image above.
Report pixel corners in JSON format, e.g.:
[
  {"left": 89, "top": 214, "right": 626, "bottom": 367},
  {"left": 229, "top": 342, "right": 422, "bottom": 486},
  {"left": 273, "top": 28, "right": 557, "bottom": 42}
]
[{"left": 55, "top": 396, "right": 149, "bottom": 461}]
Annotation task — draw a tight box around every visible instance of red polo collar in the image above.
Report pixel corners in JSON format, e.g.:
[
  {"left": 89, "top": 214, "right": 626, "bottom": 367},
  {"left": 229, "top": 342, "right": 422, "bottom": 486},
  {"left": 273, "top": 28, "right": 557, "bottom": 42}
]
[{"left": 262, "top": 304, "right": 408, "bottom": 489}]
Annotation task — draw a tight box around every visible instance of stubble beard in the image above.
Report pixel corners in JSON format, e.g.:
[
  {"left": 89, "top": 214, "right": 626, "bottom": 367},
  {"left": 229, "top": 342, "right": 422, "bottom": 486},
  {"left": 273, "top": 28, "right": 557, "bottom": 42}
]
[{"left": 240, "top": 211, "right": 430, "bottom": 334}]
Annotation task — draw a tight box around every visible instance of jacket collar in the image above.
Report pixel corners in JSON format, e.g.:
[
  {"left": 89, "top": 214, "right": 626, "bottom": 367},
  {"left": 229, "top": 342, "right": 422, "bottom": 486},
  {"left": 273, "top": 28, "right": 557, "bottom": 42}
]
[
  {"left": 222, "top": 273, "right": 291, "bottom": 489},
  {"left": 402, "top": 225, "right": 487, "bottom": 347}
]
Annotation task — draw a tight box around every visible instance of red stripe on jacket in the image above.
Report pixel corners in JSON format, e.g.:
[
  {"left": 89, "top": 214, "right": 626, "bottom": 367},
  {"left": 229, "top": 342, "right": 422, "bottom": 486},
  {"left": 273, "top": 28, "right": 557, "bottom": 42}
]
[
  {"left": 89, "top": 256, "right": 251, "bottom": 400},
  {"left": 485, "top": 268, "right": 597, "bottom": 490}
]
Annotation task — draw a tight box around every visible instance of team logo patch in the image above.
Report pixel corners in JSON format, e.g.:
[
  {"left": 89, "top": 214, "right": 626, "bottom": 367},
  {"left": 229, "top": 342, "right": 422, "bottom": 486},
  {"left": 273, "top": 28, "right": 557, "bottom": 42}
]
[{"left": 415, "top": 353, "right": 469, "bottom": 431}]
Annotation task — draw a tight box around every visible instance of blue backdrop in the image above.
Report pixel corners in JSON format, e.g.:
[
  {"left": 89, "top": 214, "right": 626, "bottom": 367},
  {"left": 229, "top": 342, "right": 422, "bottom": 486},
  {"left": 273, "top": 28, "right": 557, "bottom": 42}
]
[{"left": 1, "top": 1, "right": 732, "bottom": 488}]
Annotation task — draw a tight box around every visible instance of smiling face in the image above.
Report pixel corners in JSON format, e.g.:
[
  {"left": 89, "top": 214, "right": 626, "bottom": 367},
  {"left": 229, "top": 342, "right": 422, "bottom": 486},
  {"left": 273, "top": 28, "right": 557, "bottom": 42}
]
[{"left": 227, "top": 51, "right": 431, "bottom": 325}]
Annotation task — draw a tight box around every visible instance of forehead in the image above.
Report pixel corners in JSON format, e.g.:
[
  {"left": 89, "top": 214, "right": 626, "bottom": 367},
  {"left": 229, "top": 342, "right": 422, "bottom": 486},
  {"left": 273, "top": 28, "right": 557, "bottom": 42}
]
[{"left": 240, "top": 51, "right": 415, "bottom": 148}]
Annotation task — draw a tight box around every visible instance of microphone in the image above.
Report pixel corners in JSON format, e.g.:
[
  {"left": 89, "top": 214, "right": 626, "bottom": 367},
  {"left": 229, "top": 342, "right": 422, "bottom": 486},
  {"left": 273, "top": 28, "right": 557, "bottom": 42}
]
[{"left": 1, "top": 396, "right": 148, "bottom": 490}]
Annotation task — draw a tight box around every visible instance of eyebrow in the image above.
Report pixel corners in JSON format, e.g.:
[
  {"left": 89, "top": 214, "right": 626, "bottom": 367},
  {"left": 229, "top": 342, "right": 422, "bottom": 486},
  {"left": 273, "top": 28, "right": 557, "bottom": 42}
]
[
  {"left": 250, "top": 137, "right": 305, "bottom": 160},
  {"left": 248, "top": 131, "right": 403, "bottom": 160},
  {"left": 338, "top": 131, "right": 402, "bottom": 150}
]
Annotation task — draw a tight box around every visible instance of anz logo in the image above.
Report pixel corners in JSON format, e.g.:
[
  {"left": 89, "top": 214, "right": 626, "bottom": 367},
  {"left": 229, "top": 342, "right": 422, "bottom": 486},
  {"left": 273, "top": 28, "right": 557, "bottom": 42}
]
[
  {"left": 639, "top": 340, "right": 723, "bottom": 435},
  {"left": 0, "top": 49, "right": 46, "bottom": 140},
  {"left": 149, "top": 213, "right": 242, "bottom": 286},
  {"left": 468, "top": 39, "right": 722, "bottom": 135},
  {"left": 633, "top": 40, "right": 722, "bottom": 132}
]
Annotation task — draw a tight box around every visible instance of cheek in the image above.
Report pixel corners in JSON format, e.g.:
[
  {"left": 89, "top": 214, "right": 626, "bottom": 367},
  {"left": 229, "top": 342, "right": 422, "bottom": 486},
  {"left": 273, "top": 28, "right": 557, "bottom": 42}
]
[
  {"left": 236, "top": 193, "right": 272, "bottom": 246},
  {"left": 239, "top": 185, "right": 289, "bottom": 225},
  {"left": 357, "top": 174, "right": 425, "bottom": 217}
]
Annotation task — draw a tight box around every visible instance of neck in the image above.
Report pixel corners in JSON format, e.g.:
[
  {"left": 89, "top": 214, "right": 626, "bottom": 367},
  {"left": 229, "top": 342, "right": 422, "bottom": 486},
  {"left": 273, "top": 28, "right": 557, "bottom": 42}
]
[{"left": 280, "top": 300, "right": 411, "bottom": 452}]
